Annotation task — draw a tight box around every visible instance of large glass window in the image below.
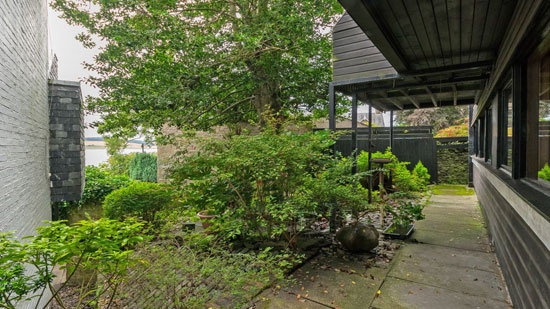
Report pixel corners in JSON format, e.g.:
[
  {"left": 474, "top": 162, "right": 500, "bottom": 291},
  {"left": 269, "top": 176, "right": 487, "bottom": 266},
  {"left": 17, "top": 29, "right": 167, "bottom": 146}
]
[
  {"left": 538, "top": 51, "right": 550, "bottom": 183},
  {"left": 502, "top": 86, "right": 513, "bottom": 169}
]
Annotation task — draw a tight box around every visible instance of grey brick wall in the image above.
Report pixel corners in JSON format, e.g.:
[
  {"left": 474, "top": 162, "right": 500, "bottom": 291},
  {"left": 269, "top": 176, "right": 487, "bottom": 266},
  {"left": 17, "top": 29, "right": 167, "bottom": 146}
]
[
  {"left": 49, "top": 80, "right": 85, "bottom": 204},
  {"left": 0, "top": 0, "right": 50, "bottom": 236},
  {"left": 0, "top": 1, "right": 50, "bottom": 306}
]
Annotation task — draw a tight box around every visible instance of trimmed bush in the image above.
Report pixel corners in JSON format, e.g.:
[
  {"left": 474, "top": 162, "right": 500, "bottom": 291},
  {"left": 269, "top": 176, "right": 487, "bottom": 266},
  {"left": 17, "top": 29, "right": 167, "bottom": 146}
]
[
  {"left": 413, "top": 161, "right": 430, "bottom": 188},
  {"left": 103, "top": 182, "right": 173, "bottom": 224},
  {"left": 129, "top": 153, "right": 158, "bottom": 182}
]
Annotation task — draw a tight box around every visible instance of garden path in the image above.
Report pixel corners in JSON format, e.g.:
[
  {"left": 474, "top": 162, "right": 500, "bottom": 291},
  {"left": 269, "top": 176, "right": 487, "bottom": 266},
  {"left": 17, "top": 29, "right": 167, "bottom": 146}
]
[{"left": 256, "top": 187, "right": 512, "bottom": 309}]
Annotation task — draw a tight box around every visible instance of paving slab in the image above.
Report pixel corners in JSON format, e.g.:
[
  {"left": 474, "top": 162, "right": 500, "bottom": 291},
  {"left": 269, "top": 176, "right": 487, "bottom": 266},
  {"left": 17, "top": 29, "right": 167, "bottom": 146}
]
[
  {"left": 388, "top": 247, "right": 508, "bottom": 301},
  {"left": 256, "top": 289, "right": 329, "bottom": 309},
  {"left": 411, "top": 228, "right": 491, "bottom": 252},
  {"left": 393, "top": 243, "right": 500, "bottom": 273},
  {"left": 371, "top": 277, "right": 511, "bottom": 309},
  {"left": 279, "top": 256, "right": 389, "bottom": 309}
]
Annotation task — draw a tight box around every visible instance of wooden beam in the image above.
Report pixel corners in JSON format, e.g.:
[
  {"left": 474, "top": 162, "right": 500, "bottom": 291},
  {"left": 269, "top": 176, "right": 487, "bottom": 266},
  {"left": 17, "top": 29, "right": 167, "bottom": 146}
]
[
  {"left": 355, "top": 74, "right": 489, "bottom": 93},
  {"left": 424, "top": 87, "right": 438, "bottom": 107},
  {"left": 399, "top": 90, "right": 420, "bottom": 108},
  {"left": 339, "top": 0, "right": 408, "bottom": 72},
  {"left": 378, "top": 91, "right": 404, "bottom": 109},
  {"left": 402, "top": 60, "right": 493, "bottom": 77},
  {"left": 452, "top": 85, "right": 458, "bottom": 106}
]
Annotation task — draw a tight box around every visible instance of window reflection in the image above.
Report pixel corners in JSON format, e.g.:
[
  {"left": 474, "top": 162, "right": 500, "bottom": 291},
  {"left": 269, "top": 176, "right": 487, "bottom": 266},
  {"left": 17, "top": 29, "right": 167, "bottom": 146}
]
[{"left": 538, "top": 51, "right": 550, "bottom": 182}]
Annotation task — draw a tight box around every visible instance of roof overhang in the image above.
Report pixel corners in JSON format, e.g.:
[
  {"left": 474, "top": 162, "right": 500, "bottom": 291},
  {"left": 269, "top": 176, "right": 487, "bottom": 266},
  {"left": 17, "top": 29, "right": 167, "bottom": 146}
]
[{"left": 333, "top": 0, "right": 518, "bottom": 112}]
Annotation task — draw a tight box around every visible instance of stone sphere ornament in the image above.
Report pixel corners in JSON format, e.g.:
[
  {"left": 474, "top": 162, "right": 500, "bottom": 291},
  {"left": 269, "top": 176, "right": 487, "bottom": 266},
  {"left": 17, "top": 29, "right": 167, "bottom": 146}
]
[{"left": 336, "top": 223, "right": 379, "bottom": 252}]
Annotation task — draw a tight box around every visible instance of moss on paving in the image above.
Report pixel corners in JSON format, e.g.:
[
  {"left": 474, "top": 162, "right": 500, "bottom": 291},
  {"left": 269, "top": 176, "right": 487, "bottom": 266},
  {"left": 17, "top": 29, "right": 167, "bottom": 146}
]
[{"left": 432, "top": 184, "right": 474, "bottom": 196}]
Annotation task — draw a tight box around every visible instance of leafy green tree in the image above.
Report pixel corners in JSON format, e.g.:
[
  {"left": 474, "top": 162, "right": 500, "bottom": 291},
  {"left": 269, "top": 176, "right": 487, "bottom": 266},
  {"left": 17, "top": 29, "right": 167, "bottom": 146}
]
[
  {"left": 396, "top": 106, "right": 469, "bottom": 131},
  {"left": 51, "top": 0, "right": 342, "bottom": 137},
  {"left": 129, "top": 153, "right": 158, "bottom": 182},
  {"left": 103, "top": 135, "right": 127, "bottom": 156}
]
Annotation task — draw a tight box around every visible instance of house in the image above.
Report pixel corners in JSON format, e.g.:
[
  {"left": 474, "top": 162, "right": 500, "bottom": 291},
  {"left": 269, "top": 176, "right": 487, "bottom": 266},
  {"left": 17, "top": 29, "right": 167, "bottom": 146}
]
[{"left": 329, "top": 1, "right": 550, "bottom": 308}]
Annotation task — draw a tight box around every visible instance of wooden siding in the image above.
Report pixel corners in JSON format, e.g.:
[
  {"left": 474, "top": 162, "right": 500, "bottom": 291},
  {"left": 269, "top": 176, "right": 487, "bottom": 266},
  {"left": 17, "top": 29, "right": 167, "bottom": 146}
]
[
  {"left": 473, "top": 161, "right": 550, "bottom": 309},
  {"left": 475, "top": 0, "right": 545, "bottom": 120},
  {"left": 332, "top": 12, "right": 397, "bottom": 82}
]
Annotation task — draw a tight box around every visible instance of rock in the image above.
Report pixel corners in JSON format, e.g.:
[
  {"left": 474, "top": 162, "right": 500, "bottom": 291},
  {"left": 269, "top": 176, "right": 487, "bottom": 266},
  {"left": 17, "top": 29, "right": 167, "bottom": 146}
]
[{"left": 336, "top": 223, "right": 379, "bottom": 253}]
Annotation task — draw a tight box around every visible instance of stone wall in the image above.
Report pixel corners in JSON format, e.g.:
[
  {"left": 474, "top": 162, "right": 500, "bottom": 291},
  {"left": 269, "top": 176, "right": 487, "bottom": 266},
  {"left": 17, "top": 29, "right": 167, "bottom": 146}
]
[
  {"left": 0, "top": 0, "right": 50, "bottom": 238},
  {"left": 437, "top": 148, "right": 469, "bottom": 184},
  {"left": 49, "top": 80, "right": 85, "bottom": 204}
]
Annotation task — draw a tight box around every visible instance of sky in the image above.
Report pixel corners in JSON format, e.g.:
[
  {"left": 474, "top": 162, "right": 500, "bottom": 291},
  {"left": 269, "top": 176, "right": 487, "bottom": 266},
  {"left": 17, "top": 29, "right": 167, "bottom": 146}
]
[
  {"left": 46, "top": 2, "right": 390, "bottom": 137},
  {"left": 47, "top": 2, "right": 101, "bottom": 137}
]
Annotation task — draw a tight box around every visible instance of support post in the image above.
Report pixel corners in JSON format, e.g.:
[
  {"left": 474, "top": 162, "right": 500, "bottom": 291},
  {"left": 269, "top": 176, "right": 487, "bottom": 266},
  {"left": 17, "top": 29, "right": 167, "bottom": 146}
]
[
  {"left": 468, "top": 105, "right": 474, "bottom": 187},
  {"left": 389, "top": 110, "right": 394, "bottom": 186},
  {"left": 368, "top": 104, "right": 373, "bottom": 204},
  {"left": 329, "top": 83, "right": 337, "bottom": 232},
  {"left": 351, "top": 93, "right": 358, "bottom": 175}
]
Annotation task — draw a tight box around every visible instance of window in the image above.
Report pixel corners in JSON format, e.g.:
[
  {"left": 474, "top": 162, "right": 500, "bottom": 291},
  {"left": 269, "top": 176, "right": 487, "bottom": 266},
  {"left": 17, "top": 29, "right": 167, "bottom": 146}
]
[
  {"left": 537, "top": 49, "right": 550, "bottom": 183},
  {"left": 501, "top": 84, "right": 513, "bottom": 169},
  {"left": 485, "top": 108, "right": 492, "bottom": 162},
  {"left": 479, "top": 117, "right": 485, "bottom": 158}
]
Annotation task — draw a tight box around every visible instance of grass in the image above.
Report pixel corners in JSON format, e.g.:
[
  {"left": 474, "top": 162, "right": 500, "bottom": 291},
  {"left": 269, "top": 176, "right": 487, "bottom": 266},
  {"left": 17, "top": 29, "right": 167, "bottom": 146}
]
[{"left": 432, "top": 184, "right": 475, "bottom": 196}]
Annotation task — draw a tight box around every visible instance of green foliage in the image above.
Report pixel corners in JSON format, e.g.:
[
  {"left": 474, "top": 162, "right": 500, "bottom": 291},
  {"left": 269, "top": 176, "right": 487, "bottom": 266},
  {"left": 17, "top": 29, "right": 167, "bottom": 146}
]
[
  {"left": 51, "top": 0, "right": 344, "bottom": 137},
  {"left": 129, "top": 153, "right": 158, "bottom": 182},
  {"left": 170, "top": 127, "right": 348, "bottom": 245},
  {"left": 119, "top": 238, "right": 298, "bottom": 308},
  {"left": 107, "top": 153, "right": 137, "bottom": 176},
  {"left": 54, "top": 166, "right": 131, "bottom": 220},
  {"left": 387, "top": 201, "right": 425, "bottom": 228},
  {"left": 357, "top": 148, "right": 426, "bottom": 192},
  {"left": 103, "top": 182, "right": 174, "bottom": 225},
  {"left": 412, "top": 161, "right": 430, "bottom": 189},
  {"left": 432, "top": 184, "right": 475, "bottom": 196},
  {"left": 396, "top": 106, "right": 469, "bottom": 131},
  {"left": 435, "top": 118, "right": 469, "bottom": 137},
  {"left": 0, "top": 219, "right": 147, "bottom": 309},
  {"left": 538, "top": 163, "right": 550, "bottom": 182},
  {"left": 103, "top": 136, "right": 127, "bottom": 156}
]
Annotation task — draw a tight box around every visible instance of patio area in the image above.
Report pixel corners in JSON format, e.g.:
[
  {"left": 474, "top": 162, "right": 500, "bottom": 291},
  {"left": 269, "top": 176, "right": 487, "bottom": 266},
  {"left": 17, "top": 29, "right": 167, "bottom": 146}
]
[{"left": 257, "top": 187, "right": 512, "bottom": 309}]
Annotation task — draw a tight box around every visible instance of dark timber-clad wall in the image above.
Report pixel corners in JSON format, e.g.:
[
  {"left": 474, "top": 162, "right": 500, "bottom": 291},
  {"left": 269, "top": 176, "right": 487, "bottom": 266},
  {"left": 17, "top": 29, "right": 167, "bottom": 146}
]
[
  {"left": 332, "top": 12, "right": 396, "bottom": 82},
  {"left": 474, "top": 162, "right": 550, "bottom": 308}
]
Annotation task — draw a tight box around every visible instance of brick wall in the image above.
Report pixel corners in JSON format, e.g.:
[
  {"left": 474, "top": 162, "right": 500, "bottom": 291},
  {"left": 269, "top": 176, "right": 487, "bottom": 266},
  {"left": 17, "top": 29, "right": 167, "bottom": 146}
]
[
  {"left": 0, "top": 0, "right": 50, "bottom": 239},
  {"left": 49, "top": 80, "right": 85, "bottom": 205}
]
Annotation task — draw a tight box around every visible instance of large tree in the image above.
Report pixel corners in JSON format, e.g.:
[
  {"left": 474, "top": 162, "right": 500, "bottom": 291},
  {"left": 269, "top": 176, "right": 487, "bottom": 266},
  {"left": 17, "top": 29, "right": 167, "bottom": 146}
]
[
  {"left": 395, "top": 106, "right": 469, "bottom": 132},
  {"left": 52, "top": 0, "right": 342, "bottom": 138}
]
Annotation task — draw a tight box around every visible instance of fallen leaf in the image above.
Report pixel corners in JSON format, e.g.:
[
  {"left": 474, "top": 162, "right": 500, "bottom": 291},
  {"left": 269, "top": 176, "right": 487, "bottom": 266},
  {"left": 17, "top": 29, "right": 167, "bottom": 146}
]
[
  {"left": 323, "top": 290, "right": 329, "bottom": 294},
  {"left": 310, "top": 276, "right": 315, "bottom": 281},
  {"left": 352, "top": 281, "right": 356, "bottom": 285},
  {"left": 296, "top": 294, "right": 301, "bottom": 299},
  {"left": 408, "top": 290, "right": 414, "bottom": 294}
]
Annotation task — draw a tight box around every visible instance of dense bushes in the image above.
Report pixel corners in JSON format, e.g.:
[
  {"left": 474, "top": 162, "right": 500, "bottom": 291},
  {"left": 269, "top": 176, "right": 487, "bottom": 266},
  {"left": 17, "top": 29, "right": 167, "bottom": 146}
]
[
  {"left": 0, "top": 219, "right": 147, "bottom": 308},
  {"left": 129, "top": 153, "right": 157, "bottom": 182},
  {"left": 357, "top": 148, "right": 430, "bottom": 192},
  {"left": 55, "top": 166, "right": 131, "bottom": 219},
  {"left": 539, "top": 163, "right": 550, "bottom": 182},
  {"left": 108, "top": 153, "right": 137, "bottom": 176},
  {"left": 169, "top": 128, "right": 368, "bottom": 245},
  {"left": 103, "top": 182, "right": 174, "bottom": 224}
]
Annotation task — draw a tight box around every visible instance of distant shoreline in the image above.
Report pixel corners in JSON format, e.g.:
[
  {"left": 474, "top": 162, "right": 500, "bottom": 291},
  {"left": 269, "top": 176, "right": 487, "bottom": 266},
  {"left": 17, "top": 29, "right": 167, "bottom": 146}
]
[{"left": 85, "top": 140, "right": 156, "bottom": 149}]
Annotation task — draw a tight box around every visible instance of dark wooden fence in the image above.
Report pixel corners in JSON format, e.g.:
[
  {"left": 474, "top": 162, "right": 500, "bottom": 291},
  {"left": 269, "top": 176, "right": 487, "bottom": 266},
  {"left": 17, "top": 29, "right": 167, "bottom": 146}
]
[{"left": 319, "top": 126, "right": 438, "bottom": 183}]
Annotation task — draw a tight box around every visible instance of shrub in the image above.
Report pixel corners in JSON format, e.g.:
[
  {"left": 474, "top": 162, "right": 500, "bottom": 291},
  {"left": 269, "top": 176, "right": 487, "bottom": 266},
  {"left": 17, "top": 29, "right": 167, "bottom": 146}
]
[
  {"left": 103, "top": 182, "right": 174, "bottom": 224},
  {"left": 412, "top": 161, "right": 431, "bottom": 188},
  {"left": 108, "top": 153, "right": 137, "bottom": 176},
  {"left": 539, "top": 163, "right": 550, "bottom": 182},
  {"left": 435, "top": 118, "right": 469, "bottom": 137},
  {"left": 357, "top": 148, "right": 423, "bottom": 192},
  {"left": 54, "top": 165, "right": 131, "bottom": 219},
  {"left": 129, "top": 153, "right": 157, "bottom": 182},
  {"left": 169, "top": 127, "right": 341, "bottom": 245},
  {"left": 0, "top": 219, "right": 147, "bottom": 309}
]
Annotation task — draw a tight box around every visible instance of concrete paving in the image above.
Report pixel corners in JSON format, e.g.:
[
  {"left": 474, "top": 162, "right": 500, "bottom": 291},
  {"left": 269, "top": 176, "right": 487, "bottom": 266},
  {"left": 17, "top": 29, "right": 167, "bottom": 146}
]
[
  {"left": 373, "top": 189, "right": 512, "bottom": 309},
  {"left": 257, "top": 188, "right": 512, "bottom": 308}
]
